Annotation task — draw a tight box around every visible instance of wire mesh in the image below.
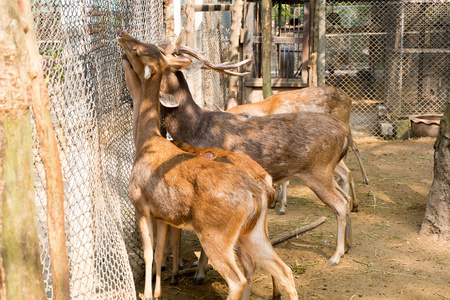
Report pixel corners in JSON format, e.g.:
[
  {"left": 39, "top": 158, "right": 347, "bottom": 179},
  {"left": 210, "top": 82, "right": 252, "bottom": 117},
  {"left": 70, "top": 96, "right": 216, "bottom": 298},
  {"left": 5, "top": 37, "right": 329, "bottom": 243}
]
[
  {"left": 31, "top": 0, "right": 164, "bottom": 299},
  {"left": 325, "top": 0, "right": 449, "bottom": 137},
  {"left": 180, "top": 0, "right": 232, "bottom": 109}
]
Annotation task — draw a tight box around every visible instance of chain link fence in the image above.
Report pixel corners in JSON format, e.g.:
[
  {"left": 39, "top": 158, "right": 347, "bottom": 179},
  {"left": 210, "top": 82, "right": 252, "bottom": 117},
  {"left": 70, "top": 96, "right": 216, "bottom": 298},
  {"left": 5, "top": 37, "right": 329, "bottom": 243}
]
[
  {"left": 325, "top": 0, "right": 449, "bottom": 137},
  {"left": 31, "top": 0, "right": 165, "bottom": 299},
  {"left": 31, "top": 0, "right": 230, "bottom": 298}
]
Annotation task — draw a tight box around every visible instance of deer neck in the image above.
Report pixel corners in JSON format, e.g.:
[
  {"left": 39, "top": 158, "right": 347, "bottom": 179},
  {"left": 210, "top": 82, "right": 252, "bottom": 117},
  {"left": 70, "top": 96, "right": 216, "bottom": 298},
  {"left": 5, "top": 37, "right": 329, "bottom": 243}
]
[
  {"left": 161, "top": 71, "right": 204, "bottom": 135},
  {"left": 133, "top": 72, "right": 164, "bottom": 151}
]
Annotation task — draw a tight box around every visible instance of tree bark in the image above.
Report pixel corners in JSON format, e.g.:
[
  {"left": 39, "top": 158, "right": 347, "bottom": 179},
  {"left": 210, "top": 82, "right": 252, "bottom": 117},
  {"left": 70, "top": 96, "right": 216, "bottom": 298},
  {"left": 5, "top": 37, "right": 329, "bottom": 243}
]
[
  {"left": 420, "top": 100, "right": 450, "bottom": 242},
  {"left": 0, "top": 0, "right": 46, "bottom": 299},
  {"left": 261, "top": 0, "right": 273, "bottom": 98},
  {"left": 20, "top": 0, "right": 70, "bottom": 298}
]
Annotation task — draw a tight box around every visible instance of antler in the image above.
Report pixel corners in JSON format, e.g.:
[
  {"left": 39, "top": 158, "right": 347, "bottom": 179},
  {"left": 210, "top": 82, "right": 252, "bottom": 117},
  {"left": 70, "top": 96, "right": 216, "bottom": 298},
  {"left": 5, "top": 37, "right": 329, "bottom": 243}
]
[{"left": 175, "top": 45, "right": 252, "bottom": 77}]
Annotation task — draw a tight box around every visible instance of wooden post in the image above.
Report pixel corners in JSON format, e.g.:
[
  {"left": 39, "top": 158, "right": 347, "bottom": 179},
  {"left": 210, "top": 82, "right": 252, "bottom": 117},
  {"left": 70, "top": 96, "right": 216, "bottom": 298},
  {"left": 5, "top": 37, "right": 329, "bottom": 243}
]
[
  {"left": 1, "top": 0, "right": 47, "bottom": 299},
  {"left": 309, "top": 0, "right": 318, "bottom": 86},
  {"left": 227, "top": 0, "right": 244, "bottom": 106},
  {"left": 261, "top": 0, "right": 273, "bottom": 98},
  {"left": 301, "top": 1, "right": 311, "bottom": 85},
  {"left": 317, "top": 0, "right": 326, "bottom": 86},
  {"left": 185, "top": 0, "right": 196, "bottom": 100}
]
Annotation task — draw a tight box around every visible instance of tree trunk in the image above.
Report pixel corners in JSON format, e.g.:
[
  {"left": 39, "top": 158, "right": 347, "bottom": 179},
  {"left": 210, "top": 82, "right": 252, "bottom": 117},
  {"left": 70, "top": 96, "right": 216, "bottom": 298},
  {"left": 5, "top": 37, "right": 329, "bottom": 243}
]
[
  {"left": 261, "top": 0, "right": 273, "bottom": 98},
  {"left": 0, "top": 0, "right": 46, "bottom": 299},
  {"left": 420, "top": 100, "right": 450, "bottom": 241},
  {"left": 20, "top": 0, "right": 70, "bottom": 298}
]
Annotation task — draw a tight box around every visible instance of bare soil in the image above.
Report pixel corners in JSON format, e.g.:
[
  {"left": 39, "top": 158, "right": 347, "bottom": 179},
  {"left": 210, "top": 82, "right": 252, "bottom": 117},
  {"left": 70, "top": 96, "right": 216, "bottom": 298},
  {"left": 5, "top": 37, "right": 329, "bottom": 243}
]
[{"left": 137, "top": 137, "right": 450, "bottom": 300}]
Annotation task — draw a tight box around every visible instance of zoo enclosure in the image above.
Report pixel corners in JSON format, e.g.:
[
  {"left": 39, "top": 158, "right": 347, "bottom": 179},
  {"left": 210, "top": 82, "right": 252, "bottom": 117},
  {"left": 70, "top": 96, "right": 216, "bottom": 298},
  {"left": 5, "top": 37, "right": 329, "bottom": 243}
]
[{"left": 30, "top": 0, "right": 448, "bottom": 299}]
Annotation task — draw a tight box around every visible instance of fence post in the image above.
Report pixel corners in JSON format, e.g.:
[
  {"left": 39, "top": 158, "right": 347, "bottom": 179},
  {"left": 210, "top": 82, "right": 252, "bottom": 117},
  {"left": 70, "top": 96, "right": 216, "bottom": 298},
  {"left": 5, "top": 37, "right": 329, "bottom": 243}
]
[
  {"left": 227, "top": 0, "right": 244, "bottom": 106},
  {"left": 261, "top": 0, "right": 273, "bottom": 98}
]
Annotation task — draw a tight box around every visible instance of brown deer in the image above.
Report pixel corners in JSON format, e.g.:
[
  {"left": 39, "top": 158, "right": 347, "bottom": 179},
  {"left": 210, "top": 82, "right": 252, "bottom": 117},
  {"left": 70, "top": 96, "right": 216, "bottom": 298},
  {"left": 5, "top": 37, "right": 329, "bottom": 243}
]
[
  {"left": 226, "top": 86, "right": 370, "bottom": 213},
  {"left": 124, "top": 54, "right": 285, "bottom": 298},
  {"left": 118, "top": 32, "right": 298, "bottom": 300}
]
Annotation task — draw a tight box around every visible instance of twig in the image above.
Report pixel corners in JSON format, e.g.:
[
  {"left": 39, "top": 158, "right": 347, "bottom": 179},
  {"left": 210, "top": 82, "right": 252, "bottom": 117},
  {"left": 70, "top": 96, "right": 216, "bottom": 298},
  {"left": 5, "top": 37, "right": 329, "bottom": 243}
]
[
  {"left": 270, "top": 216, "right": 327, "bottom": 245},
  {"left": 163, "top": 264, "right": 214, "bottom": 281}
]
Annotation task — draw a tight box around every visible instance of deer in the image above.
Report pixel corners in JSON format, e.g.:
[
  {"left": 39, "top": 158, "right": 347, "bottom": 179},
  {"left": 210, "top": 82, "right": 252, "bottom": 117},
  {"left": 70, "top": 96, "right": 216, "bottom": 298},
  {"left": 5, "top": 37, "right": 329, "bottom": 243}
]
[
  {"left": 226, "top": 86, "right": 370, "bottom": 213},
  {"left": 118, "top": 32, "right": 298, "bottom": 300},
  {"left": 123, "top": 53, "right": 284, "bottom": 297}
]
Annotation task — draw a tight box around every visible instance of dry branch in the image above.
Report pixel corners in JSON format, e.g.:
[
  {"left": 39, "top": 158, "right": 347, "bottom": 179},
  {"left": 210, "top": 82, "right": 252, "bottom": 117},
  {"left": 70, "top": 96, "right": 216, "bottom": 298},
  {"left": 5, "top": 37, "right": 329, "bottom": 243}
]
[
  {"left": 270, "top": 216, "right": 327, "bottom": 245},
  {"left": 163, "top": 265, "right": 214, "bottom": 281}
]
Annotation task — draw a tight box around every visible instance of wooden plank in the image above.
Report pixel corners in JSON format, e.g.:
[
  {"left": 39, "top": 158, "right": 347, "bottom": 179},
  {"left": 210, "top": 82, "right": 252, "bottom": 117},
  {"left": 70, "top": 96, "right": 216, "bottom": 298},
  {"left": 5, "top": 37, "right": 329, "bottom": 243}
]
[
  {"left": 181, "top": 4, "right": 233, "bottom": 12},
  {"left": 252, "top": 36, "right": 303, "bottom": 44},
  {"left": 245, "top": 78, "right": 308, "bottom": 88}
]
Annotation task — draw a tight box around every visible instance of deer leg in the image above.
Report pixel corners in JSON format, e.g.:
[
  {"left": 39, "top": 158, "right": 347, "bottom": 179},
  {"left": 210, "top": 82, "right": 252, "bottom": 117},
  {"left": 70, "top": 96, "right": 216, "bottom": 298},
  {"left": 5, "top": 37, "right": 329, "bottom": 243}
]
[
  {"left": 238, "top": 216, "right": 298, "bottom": 300},
  {"left": 272, "top": 276, "right": 282, "bottom": 300},
  {"left": 197, "top": 235, "right": 247, "bottom": 300},
  {"left": 349, "top": 136, "right": 370, "bottom": 185},
  {"left": 153, "top": 220, "right": 169, "bottom": 299},
  {"left": 136, "top": 211, "right": 154, "bottom": 300},
  {"left": 169, "top": 227, "right": 182, "bottom": 285},
  {"left": 160, "top": 229, "right": 171, "bottom": 272},
  {"left": 304, "top": 173, "right": 349, "bottom": 266},
  {"left": 193, "top": 248, "right": 209, "bottom": 285},
  {"left": 334, "top": 160, "right": 359, "bottom": 212},
  {"left": 236, "top": 247, "right": 256, "bottom": 300},
  {"left": 270, "top": 183, "right": 281, "bottom": 209},
  {"left": 276, "top": 181, "right": 288, "bottom": 215},
  {"left": 333, "top": 180, "right": 353, "bottom": 250}
]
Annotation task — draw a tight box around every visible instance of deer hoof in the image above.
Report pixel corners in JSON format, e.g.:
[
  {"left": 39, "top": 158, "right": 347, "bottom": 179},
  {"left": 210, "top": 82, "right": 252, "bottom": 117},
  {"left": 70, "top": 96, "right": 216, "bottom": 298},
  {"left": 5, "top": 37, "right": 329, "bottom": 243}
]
[
  {"left": 170, "top": 276, "right": 179, "bottom": 286},
  {"left": 276, "top": 211, "right": 285, "bottom": 215},
  {"left": 193, "top": 277, "right": 205, "bottom": 285}
]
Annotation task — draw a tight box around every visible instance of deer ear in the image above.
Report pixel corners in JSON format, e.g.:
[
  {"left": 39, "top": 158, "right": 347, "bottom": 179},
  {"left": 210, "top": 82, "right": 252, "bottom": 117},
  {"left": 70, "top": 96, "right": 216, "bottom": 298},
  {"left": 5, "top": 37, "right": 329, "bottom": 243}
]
[
  {"left": 144, "top": 65, "right": 154, "bottom": 79},
  {"left": 226, "top": 98, "right": 238, "bottom": 110},
  {"left": 159, "top": 93, "right": 179, "bottom": 108},
  {"left": 181, "top": 59, "right": 204, "bottom": 74}
]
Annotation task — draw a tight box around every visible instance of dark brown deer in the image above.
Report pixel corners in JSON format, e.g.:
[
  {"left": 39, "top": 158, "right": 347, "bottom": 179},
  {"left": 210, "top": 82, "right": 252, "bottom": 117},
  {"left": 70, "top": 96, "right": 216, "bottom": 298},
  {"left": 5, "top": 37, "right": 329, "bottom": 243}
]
[
  {"left": 118, "top": 32, "right": 297, "bottom": 300},
  {"left": 226, "top": 86, "right": 370, "bottom": 213}
]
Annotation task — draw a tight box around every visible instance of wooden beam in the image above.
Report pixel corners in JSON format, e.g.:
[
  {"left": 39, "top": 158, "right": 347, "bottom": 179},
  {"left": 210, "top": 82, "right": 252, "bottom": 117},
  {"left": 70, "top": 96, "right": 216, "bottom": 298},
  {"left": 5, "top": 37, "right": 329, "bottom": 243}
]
[
  {"left": 245, "top": 78, "right": 308, "bottom": 88},
  {"left": 228, "top": 0, "right": 245, "bottom": 107},
  {"left": 301, "top": 1, "right": 310, "bottom": 85},
  {"left": 181, "top": 4, "right": 233, "bottom": 12},
  {"left": 261, "top": 0, "right": 273, "bottom": 98}
]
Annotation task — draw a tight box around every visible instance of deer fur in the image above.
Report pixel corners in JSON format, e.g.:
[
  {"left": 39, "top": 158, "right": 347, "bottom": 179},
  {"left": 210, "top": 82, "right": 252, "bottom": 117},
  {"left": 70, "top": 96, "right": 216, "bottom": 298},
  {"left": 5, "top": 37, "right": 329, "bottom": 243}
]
[{"left": 119, "top": 32, "right": 298, "bottom": 300}]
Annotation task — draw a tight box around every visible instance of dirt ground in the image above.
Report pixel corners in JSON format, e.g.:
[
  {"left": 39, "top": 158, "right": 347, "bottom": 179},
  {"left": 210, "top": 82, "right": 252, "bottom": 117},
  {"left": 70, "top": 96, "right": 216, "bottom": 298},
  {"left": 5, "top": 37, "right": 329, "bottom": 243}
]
[{"left": 137, "top": 136, "right": 450, "bottom": 300}]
